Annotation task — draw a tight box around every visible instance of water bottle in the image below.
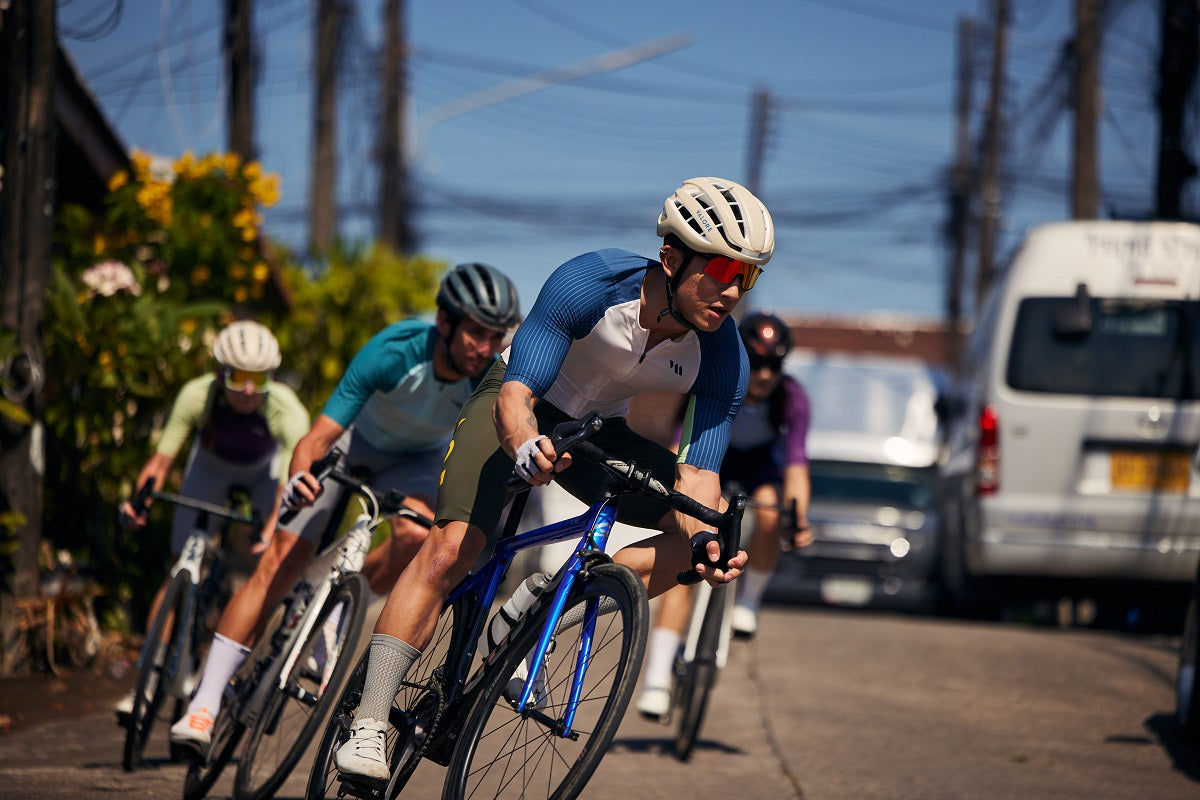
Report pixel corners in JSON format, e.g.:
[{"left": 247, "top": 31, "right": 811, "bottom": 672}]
[{"left": 479, "top": 572, "right": 552, "bottom": 656}]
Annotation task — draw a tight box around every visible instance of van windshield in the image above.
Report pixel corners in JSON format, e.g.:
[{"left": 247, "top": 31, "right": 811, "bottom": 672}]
[
  {"left": 809, "top": 460, "right": 937, "bottom": 509},
  {"left": 1006, "top": 297, "right": 1200, "bottom": 398}
]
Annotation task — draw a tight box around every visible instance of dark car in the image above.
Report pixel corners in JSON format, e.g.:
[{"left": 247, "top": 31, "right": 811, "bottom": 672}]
[{"left": 766, "top": 352, "right": 946, "bottom": 612}]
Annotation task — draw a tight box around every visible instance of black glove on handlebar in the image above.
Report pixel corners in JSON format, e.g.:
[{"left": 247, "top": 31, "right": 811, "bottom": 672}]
[{"left": 677, "top": 530, "right": 725, "bottom": 586}]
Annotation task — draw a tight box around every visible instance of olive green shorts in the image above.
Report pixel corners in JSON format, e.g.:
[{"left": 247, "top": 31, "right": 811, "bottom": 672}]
[{"left": 435, "top": 359, "right": 679, "bottom": 541}]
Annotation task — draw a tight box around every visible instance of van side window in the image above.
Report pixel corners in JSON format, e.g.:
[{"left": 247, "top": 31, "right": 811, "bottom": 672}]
[{"left": 1005, "top": 297, "right": 1200, "bottom": 399}]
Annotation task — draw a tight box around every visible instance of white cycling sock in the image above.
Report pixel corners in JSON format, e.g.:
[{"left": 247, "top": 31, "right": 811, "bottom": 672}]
[
  {"left": 642, "top": 628, "right": 680, "bottom": 690},
  {"left": 188, "top": 633, "right": 249, "bottom": 713},
  {"left": 354, "top": 634, "right": 420, "bottom": 724},
  {"left": 736, "top": 567, "right": 772, "bottom": 613}
]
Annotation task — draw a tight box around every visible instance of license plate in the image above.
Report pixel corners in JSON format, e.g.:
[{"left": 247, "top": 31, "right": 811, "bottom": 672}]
[
  {"left": 1110, "top": 449, "right": 1192, "bottom": 492},
  {"left": 819, "top": 576, "right": 872, "bottom": 607}
]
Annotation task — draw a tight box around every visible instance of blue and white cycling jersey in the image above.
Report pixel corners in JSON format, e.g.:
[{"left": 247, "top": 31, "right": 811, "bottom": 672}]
[
  {"left": 504, "top": 248, "right": 747, "bottom": 473},
  {"left": 322, "top": 319, "right": 478, "bottom": 455}
]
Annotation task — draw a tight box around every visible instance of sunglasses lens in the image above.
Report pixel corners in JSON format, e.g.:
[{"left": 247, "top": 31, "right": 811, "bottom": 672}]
[
  {"left": 226, "top": 369, "right": 270, "bottom": 391},
  {"left": 748, "top": 354, "right": 782, "bottom": 371},
  {"left": 703, "top": 256, "right": 761, "bottom": 291}
]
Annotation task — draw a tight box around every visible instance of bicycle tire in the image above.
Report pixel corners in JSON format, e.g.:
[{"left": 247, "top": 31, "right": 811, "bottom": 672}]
[
  {"left": 235, "top": 573, "right": 368, "bottom": 800},
  {"left": 672, "top": 585, "right": 728, "bottom": 761},
  {"left": 305, "top": 592, "right": 464, "bottom": 800},
  {"left": 1176, "top": 579, "right": 1200, "bottom": 739},
  {"left": 123, "top": 570, "right": 192, "bottom": 771},
  {"left": 443, "top": 562, "right": 648, "bottom": 800}
]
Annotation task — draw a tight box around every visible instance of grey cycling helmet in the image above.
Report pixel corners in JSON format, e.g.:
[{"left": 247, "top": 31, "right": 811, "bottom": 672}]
[
  {"left": 436, "top": 263, "right": 521, "bottom": 329},
  {"left": 212, "top": 320, "right": 281, "bottom": 371}
]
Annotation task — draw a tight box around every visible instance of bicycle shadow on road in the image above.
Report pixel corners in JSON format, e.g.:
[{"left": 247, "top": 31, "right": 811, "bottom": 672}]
[
  {"left": 609, "top": 733, "right": 743, "bottom": 759},
  {"left": 1145, "top": 712, "right": 1200, "bottom": 783}
]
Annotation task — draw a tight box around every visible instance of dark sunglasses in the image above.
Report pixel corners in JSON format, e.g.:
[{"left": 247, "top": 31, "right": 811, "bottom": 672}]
[{"left": 747, "top": 353, "right": 783, "bottom": 372}]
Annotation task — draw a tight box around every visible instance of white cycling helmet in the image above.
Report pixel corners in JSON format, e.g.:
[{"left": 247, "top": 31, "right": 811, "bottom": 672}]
[
  {"left": 656, "top": 177, "right": 775, "bottom": 265},
  {"left": 212, "top": 320, "right": 281, "bottom": 372}
]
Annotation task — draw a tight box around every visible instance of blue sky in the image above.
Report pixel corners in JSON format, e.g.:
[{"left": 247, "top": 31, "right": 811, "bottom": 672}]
[{"left": 58, "top": 0, "right": 1172, "bottom": 321}]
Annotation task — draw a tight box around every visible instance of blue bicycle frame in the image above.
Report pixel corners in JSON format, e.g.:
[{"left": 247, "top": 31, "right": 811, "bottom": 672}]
[{"left": 443, "top": 490, "right": 622, "bottom": 732}]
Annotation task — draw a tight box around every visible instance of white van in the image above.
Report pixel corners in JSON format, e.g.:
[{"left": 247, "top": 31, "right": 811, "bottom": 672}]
[{"left": 940, "top": 220, "right": 1200, "bottom": 616}]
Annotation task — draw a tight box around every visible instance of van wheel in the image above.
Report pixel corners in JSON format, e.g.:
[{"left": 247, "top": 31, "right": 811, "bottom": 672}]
[
  {"left": 939, "top": 505, "right": 1002, "bottom": 620},
  {"left": 1176, "top": 579, "right": 1200, "bottom": 739}
]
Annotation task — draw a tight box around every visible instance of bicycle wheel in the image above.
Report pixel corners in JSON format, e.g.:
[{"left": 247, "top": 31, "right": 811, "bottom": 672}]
[
  {"left": 443, "top": 562, "right": 648, "bottom": 800},
  {"left": 236, "top": 573, "right": 369, "bottom": 800},
  {"left": 1176, "top": 578, "right": 1200, "bottom": 739},
  {"left": 123, "top": 570, "right": 192, "bottom": 771},
  {"left": 673, "top": 584, "right": 728, "bottom": 761},
  {"left": 306, "top": 592, "right": 464, "bottom": 800}
]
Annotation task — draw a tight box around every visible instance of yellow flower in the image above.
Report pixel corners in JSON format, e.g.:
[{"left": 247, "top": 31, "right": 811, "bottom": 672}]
[
  {"left": 107, "top": 170, "right": 128, "bottom": 192},
  {"left": 180, "top": 319, "right": 197, "bottom": 334},
  {"left": 242, "top": 161, "right": 262, "bottom": 180},
  {"left": 252, "top": 262, "right": 270, "bottom": 283},
  {"left": 232, "top": 207, "right": 255, "bottom": 229},
  {"left": 222, "top": 152, "right": 242, "bottom": 175},
  {"left": 174, "top": 151, "right": 195, "bottom": 176},
  {"left": 233, "top": 285, "right": 248, "bottom": 303},
  {"left": 191, "top": 264, "right": 211, "bottom": 286},
  {"left": 229, "top": 263, "right": 248, "bottom": 280},
  {"left": 92, "top": 233, "right": 107, "bottom": 255},
  {"left": 241, "top": 225, "right": 257, "bottom": 242},
  {"left": 249, "top": 174, "right": 281, "bottom": 207},
  {"left": 98, "top": 350, "right": 113, "bottom": 367}
]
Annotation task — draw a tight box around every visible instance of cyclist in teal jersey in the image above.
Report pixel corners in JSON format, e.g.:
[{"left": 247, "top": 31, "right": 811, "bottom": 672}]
[
  {"left": 171, "top": 263, "right": 521, "bottom": 749},
  {"left": 114, "top": 320, "right": 310, "bottom": 722}
]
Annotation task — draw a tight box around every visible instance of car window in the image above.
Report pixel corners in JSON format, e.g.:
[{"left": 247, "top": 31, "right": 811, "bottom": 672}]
[
  {"left": 1006, "top": 297, "right": 1200, "bottom": 399},
  {"left": 809, "top": 460, "right": 936, "bottom": 509}
]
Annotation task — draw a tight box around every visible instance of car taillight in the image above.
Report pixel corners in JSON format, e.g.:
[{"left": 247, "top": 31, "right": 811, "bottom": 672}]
[{"left": 976, "top": 404, "right": 999, "bottom": 495}]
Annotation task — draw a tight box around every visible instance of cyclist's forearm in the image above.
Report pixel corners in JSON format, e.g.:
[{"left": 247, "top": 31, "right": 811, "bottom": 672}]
[
  {"left": 784, "top": 462, "right": 811, "bottom": 527},
  {"left": 493, "top": 380, "right": 542, "bottom": 458},
  {"left": 288, "top": 414, "right": 344, "bottom": 476},
  {"left": 135, "top": 451, "right": 175, "bottom": 493}
]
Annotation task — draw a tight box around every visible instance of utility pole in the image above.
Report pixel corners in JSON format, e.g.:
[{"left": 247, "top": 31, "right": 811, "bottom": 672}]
[
  {"left": 310, "top": 0, "right": 346, "bottom": 254},
  {"left": 1155, "top": 0, "right": 1198, "bottom": 220},
  {"left": 976, "top": 0, "right": 1008, "bottom": 308},
  {"left": 225, "top": 0, "right": 256, "bottom": 161},
  {"left": 946, "top": 16, "right": 974, "bottom": 372},
  {"left": 378, "top": 0, "right": 415, "bottom": 254},
  {"left": 0, "top": 0, "right": 55, "bottom": 674},
  {"left": 1072, "top": 0, "right": 1101, "bottom": 219},
  {"left": 745, "top": 86, "right": 771, "bottom": 196}
]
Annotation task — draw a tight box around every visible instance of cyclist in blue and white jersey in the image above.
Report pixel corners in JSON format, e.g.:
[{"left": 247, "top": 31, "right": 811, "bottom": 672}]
[
  {"left": 170, "top": 263, "right": 521, "bottom": 749},
  {"left": 335, "top": 176, "right": 776, "bottom": 784}
]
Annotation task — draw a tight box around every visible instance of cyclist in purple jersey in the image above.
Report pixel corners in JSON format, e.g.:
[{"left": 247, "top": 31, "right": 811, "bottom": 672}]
[
  {"left": 335, "top": 176, "right": 778, "bottom": 784},
  {"left": 636, "top": 311, "right": 812, "bottom": 717}
]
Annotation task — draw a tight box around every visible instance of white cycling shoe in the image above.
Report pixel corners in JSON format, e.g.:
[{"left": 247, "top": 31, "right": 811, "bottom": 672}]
[
  {"left": 731, "top": 604, "right": 759, "bottom": 638},
  {"left": 169, "top": 706, "right": 215, "bottom": 750},
  {"left": 335, "top": 718, "right": 390, "bottom": 784},
  {"left": 636, "top": 685, "right": 671, "bottom": 721},
  {"left": 504, "top": 653, "right": 549, "bottom": 710}
]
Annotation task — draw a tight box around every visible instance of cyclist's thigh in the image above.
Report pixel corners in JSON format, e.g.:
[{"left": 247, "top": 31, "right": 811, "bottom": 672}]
[{"left": 436, "top": 360, "right": 513, "bottom": 539}]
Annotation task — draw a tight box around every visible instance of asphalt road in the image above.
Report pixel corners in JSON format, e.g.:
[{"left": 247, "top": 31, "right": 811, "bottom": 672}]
[{"left": 1, "top": 602, "right": 1198, "bottom": 800}]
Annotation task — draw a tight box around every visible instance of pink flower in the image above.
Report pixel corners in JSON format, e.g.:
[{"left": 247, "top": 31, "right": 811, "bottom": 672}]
[{"left": 81, "top": 260, "right": 143, "bottom": 298}]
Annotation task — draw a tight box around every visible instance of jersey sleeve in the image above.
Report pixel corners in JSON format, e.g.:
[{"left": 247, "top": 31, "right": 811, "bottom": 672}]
[
  {"left": 155, "top": 375, "right": 215, "bottom": 457},
  {"left": 321, "top": 321, "right": 426, "bottom": 428},
  {"left": 503, "top": 253, "right": 611, "bottom": 396},
  {"left": 676, "top": 321, "right": 748, "bottom": 472},
  {"left": 782, "top": 376, "right": 810, "bottom": 466}
]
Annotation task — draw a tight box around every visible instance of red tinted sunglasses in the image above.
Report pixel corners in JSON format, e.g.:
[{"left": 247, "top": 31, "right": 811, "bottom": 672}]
[{"left": 701, "top": 254, "right": 763, "bottom": 291}]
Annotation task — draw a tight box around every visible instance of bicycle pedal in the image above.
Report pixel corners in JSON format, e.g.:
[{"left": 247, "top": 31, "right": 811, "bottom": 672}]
[{"left": 336, "top": 772, "right": 388, "bottom": 794}]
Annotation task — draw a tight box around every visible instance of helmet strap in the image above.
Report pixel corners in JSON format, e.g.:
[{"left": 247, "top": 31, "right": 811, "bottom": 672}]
[{"left": 656, "top": 248, "right": 702, "bottom": 332}]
